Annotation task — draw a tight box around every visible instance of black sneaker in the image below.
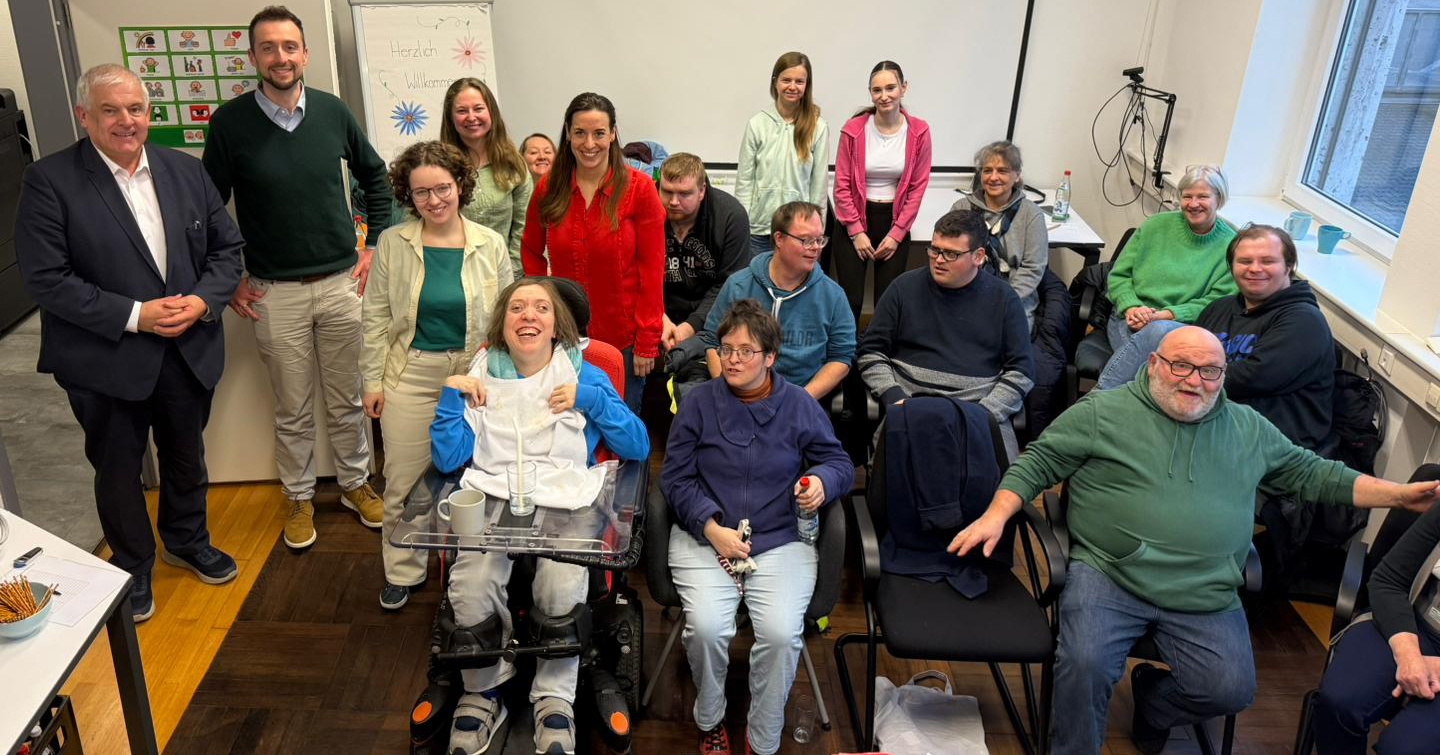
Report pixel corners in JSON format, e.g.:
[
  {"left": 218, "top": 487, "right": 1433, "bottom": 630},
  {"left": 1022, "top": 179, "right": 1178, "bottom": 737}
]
[
  {"left": 130, "top": 571, "right": 155, "bottom": 622},
  {"left": 161, "top": 545, "right": 238, "bottom": 585},
  {"left": 1130, "top": 663, "right": 1172, "bottom": 755},
  {"left": 379, "top": 582, "right": 410, "bottom": 610}
]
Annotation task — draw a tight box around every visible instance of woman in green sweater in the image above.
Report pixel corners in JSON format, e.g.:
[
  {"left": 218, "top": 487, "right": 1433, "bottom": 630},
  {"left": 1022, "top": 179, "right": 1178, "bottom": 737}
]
[
  {"left": 1099, "top": 165, "right": 1237, "bottom": 386},
  {"left": 439, "top": 77, "right": 532, "bottom": 276},
  {"left": 361, "top": 141, "right": 512, "bottom": 610}
]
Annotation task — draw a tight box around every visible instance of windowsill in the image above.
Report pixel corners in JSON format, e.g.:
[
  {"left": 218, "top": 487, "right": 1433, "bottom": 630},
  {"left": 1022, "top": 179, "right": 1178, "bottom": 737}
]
[{"left": 1227, "top": 195, "right": 1440, "bottom": 414}]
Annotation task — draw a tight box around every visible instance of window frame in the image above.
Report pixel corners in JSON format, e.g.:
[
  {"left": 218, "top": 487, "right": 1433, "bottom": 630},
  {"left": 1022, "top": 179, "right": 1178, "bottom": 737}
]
[{"left": 1280, "top": 0, "right": 1432, "bottom": 264}]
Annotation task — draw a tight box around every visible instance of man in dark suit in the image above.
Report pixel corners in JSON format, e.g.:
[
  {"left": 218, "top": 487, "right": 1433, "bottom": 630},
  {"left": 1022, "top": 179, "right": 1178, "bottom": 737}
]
[{"left": 15, "top": 64, "right": 245, "bottom": 621}]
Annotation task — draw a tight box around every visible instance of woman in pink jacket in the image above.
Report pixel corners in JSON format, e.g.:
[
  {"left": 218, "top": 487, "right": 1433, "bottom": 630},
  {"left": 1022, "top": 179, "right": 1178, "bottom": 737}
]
[{"left": 832, "top": 60, "right": 932, "bottom": 324}]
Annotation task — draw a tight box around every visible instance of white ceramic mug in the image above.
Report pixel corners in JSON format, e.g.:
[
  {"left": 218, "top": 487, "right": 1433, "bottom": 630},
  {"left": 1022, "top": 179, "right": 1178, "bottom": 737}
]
[{"left": 437, "top": 488, "right": 487, "bottom": 536}]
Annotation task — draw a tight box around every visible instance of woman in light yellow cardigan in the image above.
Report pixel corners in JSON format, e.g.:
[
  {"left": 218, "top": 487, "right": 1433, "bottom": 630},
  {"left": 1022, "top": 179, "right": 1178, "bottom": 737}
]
[{"left": 362, "top": 140, "right": 512, "bottom": 610}]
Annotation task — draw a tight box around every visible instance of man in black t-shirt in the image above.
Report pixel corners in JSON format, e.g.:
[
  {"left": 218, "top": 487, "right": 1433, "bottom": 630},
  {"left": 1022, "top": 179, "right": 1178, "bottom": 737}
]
[{"left": 658, "top": 153, "right": 750, "bottom": 401}]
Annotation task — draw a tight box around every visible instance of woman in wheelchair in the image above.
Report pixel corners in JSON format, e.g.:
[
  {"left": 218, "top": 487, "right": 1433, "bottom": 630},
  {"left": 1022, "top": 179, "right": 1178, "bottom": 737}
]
[
  {"left": 661, "top": 299, "right": 853, "bottom": 755},
  {"left": 429, "top": 276, "right": 649, "bottom": 755}
]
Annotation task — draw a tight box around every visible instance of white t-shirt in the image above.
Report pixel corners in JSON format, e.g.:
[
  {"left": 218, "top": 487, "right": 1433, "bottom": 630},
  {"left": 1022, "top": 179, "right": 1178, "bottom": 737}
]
[{"left": 864, "top": 117, "right": 908, "bottom": 201}]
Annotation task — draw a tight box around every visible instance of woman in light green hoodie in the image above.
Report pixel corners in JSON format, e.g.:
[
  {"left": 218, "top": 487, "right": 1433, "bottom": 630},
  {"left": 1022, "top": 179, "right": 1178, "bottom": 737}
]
[{"left": 736, "top": 51, "right": 830, "bottom": 258}]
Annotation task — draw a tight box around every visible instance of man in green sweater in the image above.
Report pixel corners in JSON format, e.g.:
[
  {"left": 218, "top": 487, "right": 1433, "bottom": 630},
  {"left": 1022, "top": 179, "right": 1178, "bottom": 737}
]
[
  {"left": 202, "top": 6, "right": 390, "bottom": 549},
  {"left": 950, "top": 326, "right": 1440, "bottom": 755}
]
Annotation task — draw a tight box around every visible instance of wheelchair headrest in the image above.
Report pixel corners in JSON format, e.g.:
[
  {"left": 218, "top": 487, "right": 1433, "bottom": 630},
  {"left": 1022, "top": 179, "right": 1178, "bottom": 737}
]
[{"left": 533, "top": 276, "right": 591, "bottom": 337}]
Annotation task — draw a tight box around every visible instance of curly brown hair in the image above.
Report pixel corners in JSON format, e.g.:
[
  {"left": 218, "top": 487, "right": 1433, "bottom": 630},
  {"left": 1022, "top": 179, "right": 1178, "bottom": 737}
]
[{"left": 387, "top": 140, "right": 477, "bottom": 211}]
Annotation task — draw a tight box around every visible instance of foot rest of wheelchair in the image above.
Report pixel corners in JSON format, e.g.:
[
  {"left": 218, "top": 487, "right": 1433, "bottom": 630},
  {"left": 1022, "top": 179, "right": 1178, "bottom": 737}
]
[{"left": 528, "top": 604, "right": 592, "bottom": 660}]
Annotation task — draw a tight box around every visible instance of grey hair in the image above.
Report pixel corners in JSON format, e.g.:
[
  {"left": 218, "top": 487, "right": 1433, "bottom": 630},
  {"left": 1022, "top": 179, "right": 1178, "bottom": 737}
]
[
  {"left": 1177, "top": 164, "right": 1229, "bottom": 208},
  {"left": 970, "top": 140, "right": 1024, "bottom": 196},
  {"left": 76, "top": 63, "right": 146, "bottom": 110}
]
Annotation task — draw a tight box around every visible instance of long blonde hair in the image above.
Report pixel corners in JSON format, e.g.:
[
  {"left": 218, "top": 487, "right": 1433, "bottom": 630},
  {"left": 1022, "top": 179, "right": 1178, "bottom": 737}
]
[
  {"left": 439, "top": 78, "right": 528, "bottom": 192},
  {"left": 770, "top": 52, "right": 821, "bottom": 162}
]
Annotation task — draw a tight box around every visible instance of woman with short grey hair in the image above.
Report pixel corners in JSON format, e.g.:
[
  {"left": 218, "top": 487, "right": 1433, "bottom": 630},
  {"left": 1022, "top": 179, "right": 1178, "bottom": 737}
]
[
  {"left": 954, "top": 139, "right": 1049, "bottom": 329},
  {"left": 1097, "top": 163, "right": 1238, "bottom": 387}
]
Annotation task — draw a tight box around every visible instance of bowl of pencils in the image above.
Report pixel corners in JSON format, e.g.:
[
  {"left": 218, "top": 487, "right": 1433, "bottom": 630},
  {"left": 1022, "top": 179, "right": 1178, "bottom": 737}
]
[{"left": 0, "top": 575, "right": 56, "bottom": 640}]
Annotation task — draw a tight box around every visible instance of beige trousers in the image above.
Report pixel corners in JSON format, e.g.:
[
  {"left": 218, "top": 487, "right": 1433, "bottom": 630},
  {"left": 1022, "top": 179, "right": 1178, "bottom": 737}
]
[
  {"left": 379, "top": 348, "right": 470, "bottom": 585},
  {"left": 250, "top": 270, "right": 371, "bottom": 500}
]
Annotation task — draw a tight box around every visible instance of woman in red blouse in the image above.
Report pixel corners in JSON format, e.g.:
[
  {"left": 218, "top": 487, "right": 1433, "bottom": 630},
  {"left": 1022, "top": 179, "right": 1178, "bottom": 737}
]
[{"left": 521, "top": 92, "right": 665, "bottom": 411}]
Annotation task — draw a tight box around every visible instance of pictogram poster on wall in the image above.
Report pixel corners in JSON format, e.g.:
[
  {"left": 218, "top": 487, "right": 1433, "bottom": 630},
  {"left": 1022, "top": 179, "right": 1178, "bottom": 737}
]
[{"left": 119, "top": 25, "right": 254, "bottom": 148}]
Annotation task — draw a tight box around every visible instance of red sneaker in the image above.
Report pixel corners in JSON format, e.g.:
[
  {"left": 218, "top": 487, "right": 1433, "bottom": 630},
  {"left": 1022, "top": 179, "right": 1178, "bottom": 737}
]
[{"left": 698, "top": 724, "right": 731, "bottom": 755}]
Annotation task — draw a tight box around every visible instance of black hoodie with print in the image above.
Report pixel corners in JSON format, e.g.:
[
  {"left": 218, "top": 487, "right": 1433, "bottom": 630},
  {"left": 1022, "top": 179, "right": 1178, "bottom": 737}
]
[{"left": 1196, "top": 280, "right": 1334, "bottom": 451}]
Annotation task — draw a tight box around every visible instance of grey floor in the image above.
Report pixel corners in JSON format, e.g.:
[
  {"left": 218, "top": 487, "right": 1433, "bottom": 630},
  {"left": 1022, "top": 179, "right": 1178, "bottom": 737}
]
[{"left": 0, "top": 310, "right": 102, "bottom": 550}]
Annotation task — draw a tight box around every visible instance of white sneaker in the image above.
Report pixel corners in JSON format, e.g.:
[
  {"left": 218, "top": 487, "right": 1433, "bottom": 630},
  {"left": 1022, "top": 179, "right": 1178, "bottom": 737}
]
[
  {"left": 450, "top": 692, "right": 507, "bottom": 755},
  {"left": 533, "top": 697, "right": 575, "bottom": 755}
]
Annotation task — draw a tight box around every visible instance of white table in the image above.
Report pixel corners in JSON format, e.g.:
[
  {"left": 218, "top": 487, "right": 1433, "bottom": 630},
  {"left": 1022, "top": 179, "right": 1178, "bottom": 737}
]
[
  {"left": 0, "top": 511, "right": 157, "bottom": 755},
  {"left": 707, "top": 169, "right": 1107, "bottom": 265}
]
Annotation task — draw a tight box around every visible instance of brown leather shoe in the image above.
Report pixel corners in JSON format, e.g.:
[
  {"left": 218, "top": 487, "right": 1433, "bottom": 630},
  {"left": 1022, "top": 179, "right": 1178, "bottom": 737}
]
[
  {"left": 341, "top": 482, "right": 383, "bottom": 529},
  {"left": 283, "top": 498, "right": 317, "bottom": 549}
]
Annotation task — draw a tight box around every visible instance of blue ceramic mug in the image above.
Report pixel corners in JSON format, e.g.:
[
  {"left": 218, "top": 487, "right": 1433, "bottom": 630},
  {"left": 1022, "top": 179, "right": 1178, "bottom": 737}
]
[
  {"left": 1283, "top": 211, "right": 1312, "bottom": 241},
  {"left": 1317, "top": 224, "right": 1351, "bottom": 254}
]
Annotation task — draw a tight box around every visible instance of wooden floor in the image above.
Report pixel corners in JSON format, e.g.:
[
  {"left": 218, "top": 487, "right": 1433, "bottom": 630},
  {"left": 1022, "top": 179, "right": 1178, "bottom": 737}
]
[{"left": 52, "top": 476, "right": 1331, "bottom": 755}]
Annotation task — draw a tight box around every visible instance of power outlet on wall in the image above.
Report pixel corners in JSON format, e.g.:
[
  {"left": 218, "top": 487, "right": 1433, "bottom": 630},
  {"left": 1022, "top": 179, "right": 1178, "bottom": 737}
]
[{"left": 1378, "top": 346, "right": 1396, "bottom": 375}]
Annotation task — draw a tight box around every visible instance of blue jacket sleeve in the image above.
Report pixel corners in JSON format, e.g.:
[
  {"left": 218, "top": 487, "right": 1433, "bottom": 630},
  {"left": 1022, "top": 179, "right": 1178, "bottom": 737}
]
[
  {"left": 701, "top": 281, "right": 737, "bottom": 351},
  {"left": 430, "top": 387, "right": 476, "bottom": 473},
  {"left": 799, "top": 394, "right": 855, "bottom": 506},
  {"left": 660, "top": 385, "right": 725, "bottom": 540},
  {"left": 576, "top": 365, "right": 650, "bottom": 462}
]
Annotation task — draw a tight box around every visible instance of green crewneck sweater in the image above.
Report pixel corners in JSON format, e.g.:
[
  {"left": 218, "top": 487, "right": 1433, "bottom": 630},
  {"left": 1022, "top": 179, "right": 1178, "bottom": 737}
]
[
  {"left": 999, "top": 368, "right": 1359, "bottom": 613},
  {"left": 1106, "top": 211, "right": 1238, "bottom": 323},
  {"left": 202, "top": 88, "right": 391, "bottom": 280}
]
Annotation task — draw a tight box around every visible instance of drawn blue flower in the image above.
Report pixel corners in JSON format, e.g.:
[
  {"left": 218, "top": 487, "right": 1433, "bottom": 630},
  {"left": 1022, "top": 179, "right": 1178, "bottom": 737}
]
[{"left": 390, "top": 101, "right": 428, "bottom": 136}]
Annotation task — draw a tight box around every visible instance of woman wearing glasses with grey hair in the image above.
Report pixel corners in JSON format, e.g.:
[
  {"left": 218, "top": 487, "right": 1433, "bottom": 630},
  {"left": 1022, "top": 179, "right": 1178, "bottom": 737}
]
[{"left": 1097, "top": 164, "right": 1238, "bottom": 388}]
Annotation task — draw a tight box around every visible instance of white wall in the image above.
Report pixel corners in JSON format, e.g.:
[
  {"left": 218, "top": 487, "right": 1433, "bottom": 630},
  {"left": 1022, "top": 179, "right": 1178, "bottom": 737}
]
[{"left": 0, "top": 2, "right": 30, "bottom": 118}]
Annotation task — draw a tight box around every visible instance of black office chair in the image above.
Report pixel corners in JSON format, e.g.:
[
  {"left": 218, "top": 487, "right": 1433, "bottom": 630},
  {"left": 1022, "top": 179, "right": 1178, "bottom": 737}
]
[
  {"left": 834, "top": 412, "right": 1066, "bottom": 755},
  {"left": 1042, "top": 483, "right": 1262, "bottom": 755},
  {"left": 1290, "top": 465, "right": 1433, "bottom": 755},
  {"left": 1067, "top": 227, "right": 1137, "bottom": 401},
  {"left": 640, "top": 482, "right": 846, "bottom": 731}
]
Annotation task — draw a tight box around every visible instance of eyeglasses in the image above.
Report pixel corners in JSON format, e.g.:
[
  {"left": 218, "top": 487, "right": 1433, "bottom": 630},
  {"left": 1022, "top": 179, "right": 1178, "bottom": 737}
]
[
  {"left": 718, "top": 345, "right": 765, "bottom": 361},
  {"left": 1154, "top": 354, "right": 1225, "bottom": 381},
  {"left": 780, "top": 231, "right": 828, "bottom": 249},
  {"left": 927, "top": 245, "right": 980, "bottom": 262},
  {"left": 411, "top": 182, "right": 456, "bottom": 203}
]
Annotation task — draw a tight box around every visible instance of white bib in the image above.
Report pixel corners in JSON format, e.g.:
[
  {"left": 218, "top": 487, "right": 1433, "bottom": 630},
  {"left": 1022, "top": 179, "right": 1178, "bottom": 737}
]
[{"left": 458, "top": 346, "right": 607, "bottom": 510}]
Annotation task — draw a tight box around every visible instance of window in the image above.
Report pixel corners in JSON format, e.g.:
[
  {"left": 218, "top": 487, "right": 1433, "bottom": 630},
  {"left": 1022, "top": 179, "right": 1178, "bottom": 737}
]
[{"left": 1302, "top": 0, "right": 1440, "bottom": 236}]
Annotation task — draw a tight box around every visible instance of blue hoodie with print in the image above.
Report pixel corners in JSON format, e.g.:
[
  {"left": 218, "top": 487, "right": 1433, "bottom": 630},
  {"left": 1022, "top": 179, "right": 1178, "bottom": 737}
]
[{"left": 701, "top": 251, "right": 855, "bottom": 388}]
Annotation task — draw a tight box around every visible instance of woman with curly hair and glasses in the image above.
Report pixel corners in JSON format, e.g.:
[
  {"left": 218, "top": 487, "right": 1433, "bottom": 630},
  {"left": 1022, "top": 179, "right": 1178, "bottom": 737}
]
[{"left": 361, "top": 140, "right": 512, "bottom": 611}]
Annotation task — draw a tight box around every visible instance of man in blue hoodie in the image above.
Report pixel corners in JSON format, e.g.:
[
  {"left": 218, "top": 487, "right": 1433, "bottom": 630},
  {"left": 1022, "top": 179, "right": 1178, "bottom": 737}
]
[{"left": 702, "top": 201, "right": 856, "bottom": 401}]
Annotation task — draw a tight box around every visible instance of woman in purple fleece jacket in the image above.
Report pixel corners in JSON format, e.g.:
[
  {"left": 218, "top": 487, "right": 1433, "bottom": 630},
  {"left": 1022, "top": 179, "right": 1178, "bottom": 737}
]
[{"left": 661, "top": 298, "right": 852, "bottom": 755}]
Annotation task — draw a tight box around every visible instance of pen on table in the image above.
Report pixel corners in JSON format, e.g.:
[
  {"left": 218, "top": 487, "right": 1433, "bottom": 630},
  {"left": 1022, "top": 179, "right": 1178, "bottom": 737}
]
[{"left": 14, "top": 546, "right": 41, "bottom": 568}]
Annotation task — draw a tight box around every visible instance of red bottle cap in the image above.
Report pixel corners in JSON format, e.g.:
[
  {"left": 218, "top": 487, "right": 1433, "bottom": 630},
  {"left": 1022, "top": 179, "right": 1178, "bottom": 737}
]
[{"left": 799, "top": 477, "right": 810, "bottom": 488}]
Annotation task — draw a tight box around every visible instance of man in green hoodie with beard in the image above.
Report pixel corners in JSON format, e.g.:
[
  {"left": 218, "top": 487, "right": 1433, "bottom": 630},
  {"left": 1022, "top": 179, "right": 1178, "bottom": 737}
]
[{"left": 949, "top": 326, "right": 1440, "bottom": 755}]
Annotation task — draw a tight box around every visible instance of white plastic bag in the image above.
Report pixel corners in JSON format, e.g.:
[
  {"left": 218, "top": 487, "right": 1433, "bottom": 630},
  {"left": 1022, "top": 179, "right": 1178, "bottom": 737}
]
[{"left": 873, "top": 670, "right": 989, "bottom": 755}]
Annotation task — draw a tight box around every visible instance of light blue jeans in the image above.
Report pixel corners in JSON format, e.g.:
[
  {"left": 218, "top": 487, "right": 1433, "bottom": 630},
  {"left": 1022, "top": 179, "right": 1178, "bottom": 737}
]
[
  {"left": 669, "top": 525, "right": 817, "bottom": 755},
  {"left": 1097, "top": 317, "right": 1186, "bottom": 390},
  {"left": 1051, "top": 561, "right": 1255, "bottom": 755}
]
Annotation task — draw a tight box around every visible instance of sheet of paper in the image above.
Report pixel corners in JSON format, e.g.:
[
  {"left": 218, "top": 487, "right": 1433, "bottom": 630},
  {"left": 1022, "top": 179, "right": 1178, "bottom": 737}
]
[{"left": 5, "top": 555, "right": 129, "bottom": 627}]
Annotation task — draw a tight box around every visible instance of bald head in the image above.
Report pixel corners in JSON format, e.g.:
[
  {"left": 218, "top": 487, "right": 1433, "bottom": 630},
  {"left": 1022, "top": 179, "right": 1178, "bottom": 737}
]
[
  {"left": 1148, "top": 326, "right": 1226, "bottom": 422},
  {"left": 1156, "top": 326, "right": 1224, "bottom": 365}
]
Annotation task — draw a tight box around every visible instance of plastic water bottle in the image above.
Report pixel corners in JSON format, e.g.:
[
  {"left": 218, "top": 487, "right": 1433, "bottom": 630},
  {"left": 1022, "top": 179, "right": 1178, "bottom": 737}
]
[
  {"left": 796, "top": 477, "right": 819, "bottom": 546},
  {"left": 1052, "top": 170, "right": 1072, "bottom": 221}
]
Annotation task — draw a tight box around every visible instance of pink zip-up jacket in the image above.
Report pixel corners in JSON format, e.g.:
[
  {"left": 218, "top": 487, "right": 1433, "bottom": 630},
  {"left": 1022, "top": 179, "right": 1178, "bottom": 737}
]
[{"left": 833, "top": 111, "right": 932, "bottom": 243}]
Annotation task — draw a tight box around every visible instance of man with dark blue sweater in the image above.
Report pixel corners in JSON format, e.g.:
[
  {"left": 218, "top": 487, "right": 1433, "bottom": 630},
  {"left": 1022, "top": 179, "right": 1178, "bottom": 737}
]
[{"left": 857, "top": 209, "right": 1034, "bottom": 457}]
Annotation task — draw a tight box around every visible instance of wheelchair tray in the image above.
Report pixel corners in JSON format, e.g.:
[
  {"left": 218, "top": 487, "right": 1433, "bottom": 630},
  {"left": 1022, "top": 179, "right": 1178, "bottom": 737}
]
[{"left": 390, "top": 459, "right": 646, "bottom": 569}]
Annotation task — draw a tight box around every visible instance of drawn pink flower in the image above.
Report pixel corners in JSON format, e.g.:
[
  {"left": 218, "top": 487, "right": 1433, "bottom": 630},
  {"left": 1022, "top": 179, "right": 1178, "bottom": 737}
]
[{"left": 452, "top": 37, "right": 480, "bottom": 68}]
